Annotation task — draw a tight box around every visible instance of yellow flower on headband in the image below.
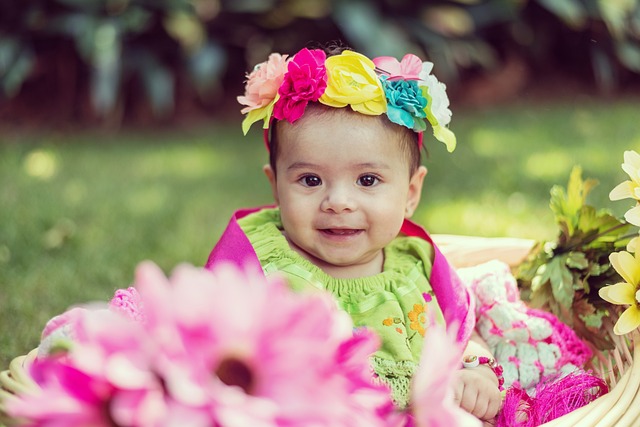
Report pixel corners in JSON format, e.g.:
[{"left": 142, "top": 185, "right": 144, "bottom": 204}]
[{"left": 319, "top": 51, "right": 386, "bottom": 115}]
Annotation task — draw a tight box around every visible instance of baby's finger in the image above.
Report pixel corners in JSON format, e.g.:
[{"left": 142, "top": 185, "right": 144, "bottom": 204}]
[
  {"left": 485, "top": 393, "right": 502, "bottom": 420},
  {"left": 458, "top": 388, "right": 480, "bottom": 415},
  {"left": 452, "top": 378, "right": 464, "bottom": 405},
  {"left": 471, "top": 393, "right": 490, "bottom": 419}
]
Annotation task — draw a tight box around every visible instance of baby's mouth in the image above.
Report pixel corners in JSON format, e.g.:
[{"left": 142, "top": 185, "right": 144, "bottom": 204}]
[{"left": 320, "top": 228, "right": 362, "bottom": 236}]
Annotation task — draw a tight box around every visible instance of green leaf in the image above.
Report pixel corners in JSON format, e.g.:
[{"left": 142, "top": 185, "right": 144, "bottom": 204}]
[
  {"left": 588, "top": 262, "right": 612, "bottom": 276},
  {"left": 566, "top": 251, "right": 588, "bottom": 269},
  {"left": 566, "top": 166, "right": 597, "bottom": 216},
  {"left": 548, "top": 255, "right": 576, "bottom": 309},
  {"left": 531, "top": 263, "right": 551, "bottom": 293},
  {"left": 549, "top": 166, "right": 602, "bottom": 239},
  {"left": 580, "top": 309, "right": 607, "bottom": 329}
]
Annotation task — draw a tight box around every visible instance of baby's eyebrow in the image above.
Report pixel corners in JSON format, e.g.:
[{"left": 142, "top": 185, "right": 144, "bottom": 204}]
[
  {"left": 355, "top": 162, "right": 391, "bottom": 170},
  {"left": 286, "top": 161, "right": 392, "bottom": 171},
  {"left": 287, "top": 162, "right": 319, "bottom": 171}
]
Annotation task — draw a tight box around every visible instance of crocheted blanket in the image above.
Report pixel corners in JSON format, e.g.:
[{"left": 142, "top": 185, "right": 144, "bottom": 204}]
[{"left": 457, "top": 260, "right": 592, "bottom": 391}]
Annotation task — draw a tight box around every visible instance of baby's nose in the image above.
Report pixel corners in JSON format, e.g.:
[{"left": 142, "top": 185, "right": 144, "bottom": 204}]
[{"left": 320, "top": 186, "right": 357, "bottom": 213}]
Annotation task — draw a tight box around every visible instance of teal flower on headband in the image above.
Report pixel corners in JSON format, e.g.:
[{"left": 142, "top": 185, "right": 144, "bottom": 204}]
[{"left": 381, "top": 78, "right": 428, "bottom": 132}]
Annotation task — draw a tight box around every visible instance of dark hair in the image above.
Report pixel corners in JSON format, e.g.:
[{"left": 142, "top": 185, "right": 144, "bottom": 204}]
[{"left": 268, "top": 104, "right": 422, "bottom": 176}]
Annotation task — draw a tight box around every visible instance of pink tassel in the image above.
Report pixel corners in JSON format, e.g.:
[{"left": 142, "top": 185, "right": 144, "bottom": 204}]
[{"left": 496, "top": 371, "right": 608, "bottom": 427}]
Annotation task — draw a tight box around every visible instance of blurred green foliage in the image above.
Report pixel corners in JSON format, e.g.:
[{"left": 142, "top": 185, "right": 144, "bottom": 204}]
[{"left": 1, "top": 0, "right": 640, "bottom": 123}]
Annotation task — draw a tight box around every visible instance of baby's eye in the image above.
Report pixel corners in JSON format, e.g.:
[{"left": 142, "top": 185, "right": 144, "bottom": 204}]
[
  {"left": 300, "top": 175, "right": 322, "bottom": 187},
  {"left": 357, "top": 174, "right": 379, "bottom": 187}
]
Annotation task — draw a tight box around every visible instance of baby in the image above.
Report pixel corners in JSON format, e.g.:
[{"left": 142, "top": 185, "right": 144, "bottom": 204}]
[{"left": 207, "top": 45, "right": 502, "bottom": 423}]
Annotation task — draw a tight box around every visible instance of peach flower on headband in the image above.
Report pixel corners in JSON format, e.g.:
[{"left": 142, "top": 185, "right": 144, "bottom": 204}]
[
  {"left": 319, "top": 51, "right": 386, "bottom": 116},
  {"left": 238, "top": 53, "right": 290, "bottom": 135}
]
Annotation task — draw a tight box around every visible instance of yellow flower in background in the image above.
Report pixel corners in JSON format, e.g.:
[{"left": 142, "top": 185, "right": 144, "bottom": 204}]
[
  {"left": 628, "top": 234, "right": 640, "bottom": 253},
  {"left": 610, "top": 150, "right": 640, "bottom": 226},
  {"left": 319, "top": 51, "right": 386, "bottom": 115},
  {"left": 610, "top": 150, "right": 640, "bottom": 201},
  {"left": 599, "top": 250, "right": 640, "bottom": 335},
  {"left": 625, "top": 206, "right": 640, "bottom": 227}
]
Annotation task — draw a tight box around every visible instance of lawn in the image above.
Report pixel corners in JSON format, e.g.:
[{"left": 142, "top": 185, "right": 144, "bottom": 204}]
[{"left": 2, "top": 98, "right": 640, "bottom": 368}]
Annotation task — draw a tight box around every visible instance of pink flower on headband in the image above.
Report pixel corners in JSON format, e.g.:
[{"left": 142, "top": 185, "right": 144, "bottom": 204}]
[
  {"left": 373, "top": 54, "right": 423, "bottom": 81},
  {"left": 274, "top": 48, "right": 327, "bottom": 123},
  {"left": 238, "top": 53, "right": 290, "bottom": 134}
]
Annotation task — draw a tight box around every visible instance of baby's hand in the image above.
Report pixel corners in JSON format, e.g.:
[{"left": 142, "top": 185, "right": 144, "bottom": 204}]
[{"left": 453, "top": 365, "right": 502, "bottom": 422}]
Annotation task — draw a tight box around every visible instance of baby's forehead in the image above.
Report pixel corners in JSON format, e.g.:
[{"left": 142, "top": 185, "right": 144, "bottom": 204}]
[
  {"left": 272, "top": 103, "right": 420, "bottom": 174},
  {"left": 279, "top": 117, "right": 411, "bottom": 158},
  {"left": 278, "top": 106, "right": 398, "bottom": 139}
]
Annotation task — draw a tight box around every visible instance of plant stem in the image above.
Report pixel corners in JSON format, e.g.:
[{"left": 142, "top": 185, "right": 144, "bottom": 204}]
[{"left": 559, "top": 222, "right": 631, "bottom": 253}]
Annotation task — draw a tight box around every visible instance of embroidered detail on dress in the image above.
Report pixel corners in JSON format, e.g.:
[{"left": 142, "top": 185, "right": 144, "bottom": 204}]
[
  {"left": 382, "top": 317, "right": 404, "bottom": 335},
  {"left": 408, "top": 303, "right": 428, "bottom": 337}
]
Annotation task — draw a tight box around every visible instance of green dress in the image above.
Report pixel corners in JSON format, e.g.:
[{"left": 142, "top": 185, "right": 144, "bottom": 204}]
[{"left": 238, "top": 208, "right": 445, "bottom": 407}]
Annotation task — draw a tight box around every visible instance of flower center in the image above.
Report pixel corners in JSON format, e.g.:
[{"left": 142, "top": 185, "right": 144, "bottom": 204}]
[
  {"left": 635, "top": 289, "right": 640, "bottom": 305},
  {"left": 215, "top": 357, "right": 255, "bottom": 394}
]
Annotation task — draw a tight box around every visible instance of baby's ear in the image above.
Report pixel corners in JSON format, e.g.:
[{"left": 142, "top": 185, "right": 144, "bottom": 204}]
[
  {"left": 263, "top": 164, "right": 279, "bottom": 204},
  {"left": 405, "top": 166, "right": 427, "bottom": 218}
]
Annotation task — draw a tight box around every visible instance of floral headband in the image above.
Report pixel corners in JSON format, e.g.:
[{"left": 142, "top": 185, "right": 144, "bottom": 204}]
[{"left": 237, "top": 48, "right": 456, "bottom": 152}]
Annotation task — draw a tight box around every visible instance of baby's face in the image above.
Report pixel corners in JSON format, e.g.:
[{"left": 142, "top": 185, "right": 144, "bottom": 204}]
[{"left": 265, "top": 111, "right": 426, "bottom": 278}]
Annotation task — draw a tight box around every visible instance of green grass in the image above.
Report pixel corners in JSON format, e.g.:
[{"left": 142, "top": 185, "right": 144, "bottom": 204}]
[{"left": 2, "top": 98, "right": 640, "bottom": 368}]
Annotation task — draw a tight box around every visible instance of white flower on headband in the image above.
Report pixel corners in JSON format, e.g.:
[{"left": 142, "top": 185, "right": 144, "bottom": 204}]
[
  {"left": 419, "top": 62, "right": 451, "bottom": 127},
  {"left": 419, "top": 62, "right": 456, "bottom": 152}
]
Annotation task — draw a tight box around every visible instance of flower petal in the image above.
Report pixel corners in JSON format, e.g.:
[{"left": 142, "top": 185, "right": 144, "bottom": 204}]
[
  {"left": 614, "top": 306, "right": 640, "bottom": 335},
  {"left": 320, "top": 51, "right": 386, "bottom": 115},
  {"left": 372, "top": 56, "right": 401, "bottom": 77},
  {"left": 610, "top": 251, "right": 640, "bottom": 286},
  {"left": 609, "top": 181, "right": 635, "bottom": 201},
  {"left": 241, "top": 96, "right": 278, "bottom": 135},
  {"left": 628, "top": 235, "right": 640, "bottom": 253},
  {"left": 625, "top": 205, "right": 640, "bottom": 227},
  {"left": 399, "top": 54, "right": 424, "bottom": 78},
  {"left": 599, "top": 282, "right": 636, "bottom": 305},
  {"left": 432, "top": 124, "right": 457, "bottom": 152},
  {"left": 386, "top": 105, "right": 415, "bottom": 129},
  {"left": 622, "top": 150, "right": 640, "bottom": 184}
]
